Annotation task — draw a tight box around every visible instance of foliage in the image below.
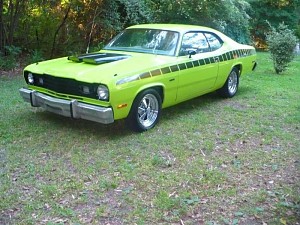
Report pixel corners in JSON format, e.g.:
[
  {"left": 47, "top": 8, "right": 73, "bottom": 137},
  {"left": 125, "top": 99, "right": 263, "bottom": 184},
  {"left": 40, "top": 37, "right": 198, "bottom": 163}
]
[
  {"left": 0, "top": 0, "right": 255, "bottom": 61},
  {"left": 151, "top": 0, "right": 252, "bottom": 44},
  {"left": 1, "top": 0, "right": 153, "bottom": 59},
  {"left": 0, "top": 45, "right": 21, "bottom": 70},
  {"left": 266, "top": 23, "right": 298, "bottom": 74},
  {"left": 221, "top": 0, "right": 252, "bottom": 44},
  {"left": 0, "top": 0, "right": 299, "bottom": 63},
  {"left": 27, "top": 49, "right": 44, "bottom": 64},
  {"left": 0, "top": 0, "right": 27, "bottom": 52},
  {"left": 249, "top": 0, "right": 300, "bottom": 48}
]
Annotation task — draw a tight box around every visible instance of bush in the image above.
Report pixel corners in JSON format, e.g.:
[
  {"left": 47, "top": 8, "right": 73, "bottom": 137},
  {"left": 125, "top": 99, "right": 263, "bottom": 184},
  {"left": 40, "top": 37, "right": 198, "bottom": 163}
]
[
  {"left": 0, "top": 45, "right": 22, "bottom": 70},
  {"left": 27, "top": 49, "right": 44, "bottom": 64},
  {"left": 266, "top": 23, "right": 298, "bottom": 74}
]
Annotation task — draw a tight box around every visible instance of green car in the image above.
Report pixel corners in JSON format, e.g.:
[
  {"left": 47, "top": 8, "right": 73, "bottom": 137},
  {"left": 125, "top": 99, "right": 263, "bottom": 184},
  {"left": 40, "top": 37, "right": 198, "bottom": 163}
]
[{"left": 19, "top": 24, "right": 257, "bottom": 131}]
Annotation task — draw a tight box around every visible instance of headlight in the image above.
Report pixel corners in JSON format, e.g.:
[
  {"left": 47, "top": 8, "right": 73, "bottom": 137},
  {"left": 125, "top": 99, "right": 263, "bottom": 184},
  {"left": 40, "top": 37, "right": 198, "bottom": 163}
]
[
  {"left": 28, "top": 73, "right": 34, "bottom": 84},
  {"left": 97, "top": 85, "right": 109, "bottom": 101}
]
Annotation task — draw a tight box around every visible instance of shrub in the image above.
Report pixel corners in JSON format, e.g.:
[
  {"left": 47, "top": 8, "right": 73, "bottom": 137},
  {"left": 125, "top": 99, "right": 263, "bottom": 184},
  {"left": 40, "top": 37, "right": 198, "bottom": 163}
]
[
  {"left": 28, "top": 49, "right": 44, "bottom": 64},
  {"left": 266, "top": 23, "right": 298, "bottom": 74},
  {"left": 0, "top": 45, "right": 22, "bottom": 70}
]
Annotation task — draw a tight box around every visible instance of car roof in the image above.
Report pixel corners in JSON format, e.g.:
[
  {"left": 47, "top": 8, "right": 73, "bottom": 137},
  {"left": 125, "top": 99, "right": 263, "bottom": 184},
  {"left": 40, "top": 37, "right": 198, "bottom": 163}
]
[
  {"left": 126, "top": 24, "right": 239, "bottom": 46},
  {"left": 127, "top": 24, "right": 218, "bottom": 34}
]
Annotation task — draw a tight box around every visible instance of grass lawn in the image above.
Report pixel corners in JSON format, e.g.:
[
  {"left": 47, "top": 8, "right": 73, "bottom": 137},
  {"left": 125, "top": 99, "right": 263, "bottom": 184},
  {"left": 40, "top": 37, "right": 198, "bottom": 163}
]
[{"left": 0, "top": 52, "right": 299, "bottom": 225}]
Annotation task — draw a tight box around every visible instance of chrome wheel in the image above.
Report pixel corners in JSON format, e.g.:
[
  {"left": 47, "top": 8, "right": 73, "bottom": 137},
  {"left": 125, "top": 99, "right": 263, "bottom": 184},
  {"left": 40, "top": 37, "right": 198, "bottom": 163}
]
[
  {"left": 127, "top": 89, "right": 162, "bottom": 132},
  {"left": 217, "top": 67, "right": 239, "bottom": 98},
  {"left": 228, "top": 70, "right": 238, "bottom": 95},
  {"left": 137, "top": 93, "right": 159, "bottom": 128}
]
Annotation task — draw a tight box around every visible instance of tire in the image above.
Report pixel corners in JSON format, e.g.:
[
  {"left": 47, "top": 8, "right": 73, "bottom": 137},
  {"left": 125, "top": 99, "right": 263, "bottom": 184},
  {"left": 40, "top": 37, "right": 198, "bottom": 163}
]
[
  {"left": 127, "top": 89, "right": 162, "bottom": 132},
  {"left": 217, "top": 67, "right": 239, "bottom": 98}
]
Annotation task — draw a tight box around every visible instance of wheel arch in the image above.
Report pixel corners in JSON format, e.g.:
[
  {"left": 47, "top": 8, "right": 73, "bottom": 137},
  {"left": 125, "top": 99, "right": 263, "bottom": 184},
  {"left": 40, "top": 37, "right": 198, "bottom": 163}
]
[
  {"left": 217, "top": 65, "right": 240, "bottom": 98},
  {"left": 232, "top": 63, "right": 242, "bottom": 76},
  {"left": 134, "top": 84, "right": 165, "bottom": 104}
]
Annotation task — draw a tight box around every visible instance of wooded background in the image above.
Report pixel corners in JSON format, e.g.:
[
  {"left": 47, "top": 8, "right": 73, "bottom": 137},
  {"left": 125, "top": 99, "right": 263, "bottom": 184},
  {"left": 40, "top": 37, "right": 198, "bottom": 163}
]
[{"left": 0, "top": 0, "right": 299, "bottom": 59}]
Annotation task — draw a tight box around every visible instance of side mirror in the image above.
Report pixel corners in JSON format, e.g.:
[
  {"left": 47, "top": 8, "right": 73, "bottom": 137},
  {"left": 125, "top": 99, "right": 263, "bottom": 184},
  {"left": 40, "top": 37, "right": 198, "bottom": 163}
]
[{"left": 188, "top": 50, "right": 196, "bottom": 58}]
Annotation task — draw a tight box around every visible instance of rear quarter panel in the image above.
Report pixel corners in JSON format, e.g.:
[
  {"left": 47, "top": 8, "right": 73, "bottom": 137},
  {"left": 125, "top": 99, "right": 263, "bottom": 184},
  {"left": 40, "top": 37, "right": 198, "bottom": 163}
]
[{"left": 214, "top": 44, "right": 256, "bottom": 90}]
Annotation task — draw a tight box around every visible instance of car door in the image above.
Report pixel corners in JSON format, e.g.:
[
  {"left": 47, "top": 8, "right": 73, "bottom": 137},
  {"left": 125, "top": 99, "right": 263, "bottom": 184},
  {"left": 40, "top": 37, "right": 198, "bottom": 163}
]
[{"left": 176, "top": 31, "right": 221, "bottom": 102}]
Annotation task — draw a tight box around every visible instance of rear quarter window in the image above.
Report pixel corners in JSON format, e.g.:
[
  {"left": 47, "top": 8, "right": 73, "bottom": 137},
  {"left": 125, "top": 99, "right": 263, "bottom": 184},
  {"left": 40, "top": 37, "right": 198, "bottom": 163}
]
[{"left": 204, "top": 33, "right": 223, "bottom": 51}]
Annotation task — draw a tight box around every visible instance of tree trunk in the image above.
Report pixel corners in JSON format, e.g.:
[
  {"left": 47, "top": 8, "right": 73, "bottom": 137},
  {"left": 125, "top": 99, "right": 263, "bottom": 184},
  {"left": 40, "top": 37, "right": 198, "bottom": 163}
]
[
  {"left": 7, "top": 0, "right": 14, "bottom": 46},
  {"left": 5, "top": 0, "right": 26, "bottom": 48},
  {"left": 0, "top": 0, "right": 4, "bottom": 53},
  {"left": 86, "top": 6, "right": 99, "bottom": 54},
  {"left": 50, "top": 4, "right": 71, "bottom": 58}
]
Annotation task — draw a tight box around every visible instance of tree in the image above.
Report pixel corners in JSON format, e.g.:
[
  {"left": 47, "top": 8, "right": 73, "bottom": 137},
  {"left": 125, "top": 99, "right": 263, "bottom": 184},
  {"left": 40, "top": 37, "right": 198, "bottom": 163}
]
[
  {"left": 17, "top": 0, "right": 152, "bottom": 57},
  {"left": 0, "top": 0, "right": 27, "bottom": 55},
  {"left": 0, "top": 0, "right": 4, "bottom": 53},
  {"left": 248, "top": 0, "right": 300, "bottom": 48},
  {"left": 1, "top": 0, "right": 299, "bottom": 66},
  {"left": 150, "top": 0, "right": 252, "bottom": 44},
  {"left": 50, "top": 3, "right": 71, "bottom": 58}
]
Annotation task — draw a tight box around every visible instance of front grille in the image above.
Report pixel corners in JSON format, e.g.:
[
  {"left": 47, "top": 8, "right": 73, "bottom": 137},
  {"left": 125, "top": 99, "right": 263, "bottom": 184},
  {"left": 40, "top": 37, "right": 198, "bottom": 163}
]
[{"left": 27, "top": 73, "right": 98, "bottom": 99}]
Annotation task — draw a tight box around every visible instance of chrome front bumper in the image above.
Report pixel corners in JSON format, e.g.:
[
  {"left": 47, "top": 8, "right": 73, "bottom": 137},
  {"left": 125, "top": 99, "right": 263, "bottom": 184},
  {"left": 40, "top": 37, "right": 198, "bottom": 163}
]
[{"left": 19, "top": 88, "right": 114, "bottom": 124}]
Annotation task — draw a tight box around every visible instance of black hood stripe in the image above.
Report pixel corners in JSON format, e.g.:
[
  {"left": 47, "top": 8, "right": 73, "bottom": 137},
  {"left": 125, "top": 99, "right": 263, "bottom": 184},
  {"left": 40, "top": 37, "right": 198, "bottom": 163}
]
[{"left": 68, "top": 53, "right": 131, "bottom": 65}]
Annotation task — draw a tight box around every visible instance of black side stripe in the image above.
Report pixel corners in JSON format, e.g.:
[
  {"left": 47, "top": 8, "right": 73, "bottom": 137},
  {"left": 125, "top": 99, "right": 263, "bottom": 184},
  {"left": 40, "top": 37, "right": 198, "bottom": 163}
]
[
  {"left": 186, "top": 61, "right": 193, "bottom": 69},
  {"left": 170, "top": 65, "right": 179, "bottom": 72},
  {"left": 226, "top": 52, "right": 231, "bottom": 60},
  {"left": 140, "top": 72, "right": 151, "bottom": 79},
  {"left": 161, "top": 67, "right": 171, "bottom": 74},
  {"left": 192, "top": 60, "right": 199, "bottom": 67},
  {"left": 209, "top": 57, "right": 215, "bottom": 63},
  {"left": 116, "top": 49, "right": 254, "bottom": 85},
  {"left": 199, "top": 59, "right": 205, "bottom": 65},
  {"left": 151, "top": 69, "right": 162, "bottom": 76},
  {"left": 178, "top": 63, "right": 187, "bottom": 70}
]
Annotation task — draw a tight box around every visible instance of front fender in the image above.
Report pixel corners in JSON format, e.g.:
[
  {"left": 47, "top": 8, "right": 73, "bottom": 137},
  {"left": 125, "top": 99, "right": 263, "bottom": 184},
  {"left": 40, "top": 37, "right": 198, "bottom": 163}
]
[{"left": 109, "top": 81, "right": 165, "bottom": 120}]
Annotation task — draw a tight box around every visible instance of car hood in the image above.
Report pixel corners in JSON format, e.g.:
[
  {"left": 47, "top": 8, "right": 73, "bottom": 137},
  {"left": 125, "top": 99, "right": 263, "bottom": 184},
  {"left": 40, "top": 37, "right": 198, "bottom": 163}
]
[{"left": 24, "top": 51, "right": 174, "bottom": 85}]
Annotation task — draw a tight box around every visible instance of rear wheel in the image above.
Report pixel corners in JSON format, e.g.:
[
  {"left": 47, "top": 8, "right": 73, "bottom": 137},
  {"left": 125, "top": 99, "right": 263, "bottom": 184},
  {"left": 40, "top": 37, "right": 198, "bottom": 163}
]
[
  {"left": 217, "top": 67, "right": 239, "bottom": 98},
  {"left": 127, "top": 89, "right": 162, "bottom": 132}
]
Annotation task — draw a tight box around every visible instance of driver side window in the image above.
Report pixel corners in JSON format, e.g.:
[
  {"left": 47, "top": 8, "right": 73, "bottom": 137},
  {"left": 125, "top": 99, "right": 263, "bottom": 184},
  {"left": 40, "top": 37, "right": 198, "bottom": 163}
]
[{"left": 179, "top": 32, "right": 209, "bottom": 56}]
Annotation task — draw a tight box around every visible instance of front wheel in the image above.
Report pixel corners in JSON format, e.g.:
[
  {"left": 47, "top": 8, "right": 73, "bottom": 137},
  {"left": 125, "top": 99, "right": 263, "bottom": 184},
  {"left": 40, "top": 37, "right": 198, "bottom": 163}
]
[
  {"left": 217, "top": 67, "right": 239, "bottom": 98},
  {"left": 127, "top": 89, "right": 162, "bottom": 132}
]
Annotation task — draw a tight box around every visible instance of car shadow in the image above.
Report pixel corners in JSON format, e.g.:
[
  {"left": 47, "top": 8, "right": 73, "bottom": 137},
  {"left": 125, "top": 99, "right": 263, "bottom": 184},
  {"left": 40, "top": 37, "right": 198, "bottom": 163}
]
[
  {"left": 32, "top": 87, "right": 253, "bottom": 137},
  {"left": 36, "top": 111, "right": 131, "bottom": 137}
]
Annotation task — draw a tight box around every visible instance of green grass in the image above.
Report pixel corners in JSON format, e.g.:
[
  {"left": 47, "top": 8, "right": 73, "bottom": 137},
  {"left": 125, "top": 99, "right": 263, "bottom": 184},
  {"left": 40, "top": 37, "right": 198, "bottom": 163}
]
[{"left": 1, "top": 52, "right": 299, "bottom": 224}]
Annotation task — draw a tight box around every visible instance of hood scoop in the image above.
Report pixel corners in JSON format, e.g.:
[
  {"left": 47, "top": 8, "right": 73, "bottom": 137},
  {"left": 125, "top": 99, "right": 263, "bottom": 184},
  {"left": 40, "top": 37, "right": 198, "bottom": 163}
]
[{"left": 68, "top": 52, "right": 130, "bottom": 65}]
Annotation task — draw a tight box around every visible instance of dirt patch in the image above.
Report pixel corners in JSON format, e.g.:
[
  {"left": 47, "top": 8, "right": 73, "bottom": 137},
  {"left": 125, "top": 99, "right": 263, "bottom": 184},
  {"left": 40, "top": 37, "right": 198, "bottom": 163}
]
[{"left": 0, "top": 67, "right": 23, "bottom": 77}]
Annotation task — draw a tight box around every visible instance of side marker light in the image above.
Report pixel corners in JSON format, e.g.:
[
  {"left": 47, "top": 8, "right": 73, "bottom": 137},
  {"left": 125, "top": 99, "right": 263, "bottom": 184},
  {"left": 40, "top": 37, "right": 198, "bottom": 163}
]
[{"left": 117, "top": 104, "right": 128, "bottom": 109}]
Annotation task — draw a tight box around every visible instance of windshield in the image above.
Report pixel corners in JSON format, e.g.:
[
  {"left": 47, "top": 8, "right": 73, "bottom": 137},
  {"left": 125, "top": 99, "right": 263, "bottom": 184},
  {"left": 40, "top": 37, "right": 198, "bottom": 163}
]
[{"left": 104, "top": 29, "right": 179, "bottom": 56}]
